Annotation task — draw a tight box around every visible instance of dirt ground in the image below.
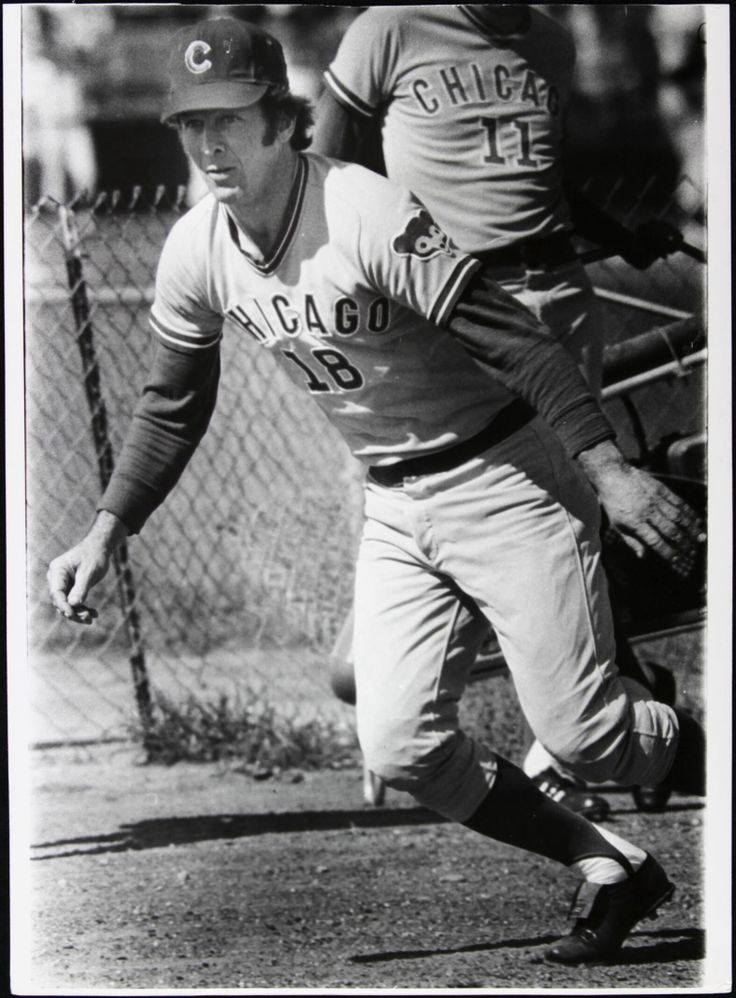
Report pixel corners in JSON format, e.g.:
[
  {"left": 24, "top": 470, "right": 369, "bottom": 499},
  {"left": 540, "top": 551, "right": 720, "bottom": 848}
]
[{"left": 17, "top": 739, "right": 713, "bottom": 994}]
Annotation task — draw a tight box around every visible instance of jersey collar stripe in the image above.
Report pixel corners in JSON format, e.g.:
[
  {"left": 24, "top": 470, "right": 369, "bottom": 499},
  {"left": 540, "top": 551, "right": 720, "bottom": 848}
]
[
  {"left": 149, "top": 312, "right": 221, "bottom": 351},
  {"left": 224, "top": 155, "right": 308, "bottom": 276},
  {"left": 324, "top": 69, "right": 376, "bottom": 119},
  {"left": 428, "top": 256, "right": 483, "bottom": 327},
  {"left": 265, "top": 154, "right": 308, "bottom": 272}
]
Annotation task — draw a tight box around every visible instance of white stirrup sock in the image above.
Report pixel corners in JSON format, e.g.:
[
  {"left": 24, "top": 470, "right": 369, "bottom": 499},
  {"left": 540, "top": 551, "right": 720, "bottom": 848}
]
[{"left": 572, "top": 825, "right": 648, "bottom": 884}]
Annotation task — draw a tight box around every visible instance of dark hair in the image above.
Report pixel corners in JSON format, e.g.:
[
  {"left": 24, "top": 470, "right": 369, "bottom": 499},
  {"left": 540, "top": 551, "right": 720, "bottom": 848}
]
[{"left": 260, "top": 87, "right": 315, "bottom": 150}]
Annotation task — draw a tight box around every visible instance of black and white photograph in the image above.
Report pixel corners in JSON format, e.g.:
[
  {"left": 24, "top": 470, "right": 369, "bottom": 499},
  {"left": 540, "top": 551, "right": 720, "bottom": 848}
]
[{"left": 5, "top": 3, "right": 732, "bottom": 993}]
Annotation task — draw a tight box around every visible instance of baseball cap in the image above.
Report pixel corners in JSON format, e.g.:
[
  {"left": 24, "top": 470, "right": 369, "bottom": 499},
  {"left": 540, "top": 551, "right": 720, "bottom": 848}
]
[{"left": 161, "top": 17, "right": 289, "bottom": 123}]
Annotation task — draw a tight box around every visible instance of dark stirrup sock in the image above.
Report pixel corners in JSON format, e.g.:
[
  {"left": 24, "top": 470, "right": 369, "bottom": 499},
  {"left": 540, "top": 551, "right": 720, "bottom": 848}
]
[{"left": 462, "top": 755, "right": 631, "bottom": 870}]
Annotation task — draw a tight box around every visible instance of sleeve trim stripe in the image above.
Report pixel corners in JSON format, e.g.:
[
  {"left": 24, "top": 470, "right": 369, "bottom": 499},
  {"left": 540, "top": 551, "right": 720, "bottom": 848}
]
[
  {"left": 429, "top": 256, "right": 483, "bottom": 327},
  {"left": 149, "top": 314, "right": 221, "bottom": 350},
  {"left": 323, "top": 69, "right": 376, "bottom": 118}
]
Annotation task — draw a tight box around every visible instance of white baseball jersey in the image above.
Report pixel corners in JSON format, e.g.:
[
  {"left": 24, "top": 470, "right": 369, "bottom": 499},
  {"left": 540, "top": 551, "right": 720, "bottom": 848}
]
[
  {"left": 324, "top": 5, "right": 576, "bottom": 253},
  {"left": 150, "top": 152, "right": 517, "bottom": 464}
]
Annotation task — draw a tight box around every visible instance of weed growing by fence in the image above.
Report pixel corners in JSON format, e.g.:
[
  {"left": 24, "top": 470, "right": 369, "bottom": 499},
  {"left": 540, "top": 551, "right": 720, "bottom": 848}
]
[{"left": 132, "top": 686, "right": 360, "bottom": 770}]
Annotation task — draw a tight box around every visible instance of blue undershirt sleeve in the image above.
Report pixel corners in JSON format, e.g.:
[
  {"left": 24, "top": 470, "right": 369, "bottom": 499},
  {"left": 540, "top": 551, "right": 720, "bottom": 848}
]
[{"left": 447, "top": 266, "right": 615, "bottom": 458}]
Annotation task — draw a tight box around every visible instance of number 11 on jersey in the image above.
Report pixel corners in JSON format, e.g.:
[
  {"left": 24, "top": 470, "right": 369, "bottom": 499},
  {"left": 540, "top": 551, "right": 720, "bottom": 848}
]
[{"left": 480, "top": 115, "right": 538, "bottom": 168}]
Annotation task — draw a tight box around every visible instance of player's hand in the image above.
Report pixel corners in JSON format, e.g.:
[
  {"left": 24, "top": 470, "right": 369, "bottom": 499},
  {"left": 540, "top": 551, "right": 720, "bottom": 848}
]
[
  {"left": 47, "top": 540, "right": 111, "bottom": 624},
  {"left": 577, "top": 441, "right": 705, "bottom": 577},
  {"left": 620, "top": 219, "right": 684, "bottom": 270},
  {"left": 47, "top": 510, "right": 128, "bottom": 624}
]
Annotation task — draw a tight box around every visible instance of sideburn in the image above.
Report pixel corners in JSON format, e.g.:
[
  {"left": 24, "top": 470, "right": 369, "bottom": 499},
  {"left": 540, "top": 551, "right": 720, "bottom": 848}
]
[{"left": 262, "top": 114, "right": 287, "bottom": 147}]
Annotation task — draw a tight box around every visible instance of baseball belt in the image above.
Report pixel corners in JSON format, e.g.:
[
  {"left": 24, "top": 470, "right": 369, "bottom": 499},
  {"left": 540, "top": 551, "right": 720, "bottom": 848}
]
[
  {"left": 475, "top": 232, "right": 577, "bottom": 270},
  {"left": 368, "top": 398, "right": 535, "bottom": 487}
]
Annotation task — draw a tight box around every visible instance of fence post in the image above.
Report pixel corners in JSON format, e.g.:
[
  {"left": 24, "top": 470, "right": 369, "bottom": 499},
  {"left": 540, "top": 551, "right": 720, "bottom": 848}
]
[{"left": 59, "top": 203, "right": 155, "bottom": 744}]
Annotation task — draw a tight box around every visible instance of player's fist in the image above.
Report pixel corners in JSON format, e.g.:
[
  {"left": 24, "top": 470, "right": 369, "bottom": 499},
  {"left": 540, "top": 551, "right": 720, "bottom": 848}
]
[
  {"left": 621, "top": 219, "right": 684, "bottom": 270},
  {"left": 47, "top": 510, "right": 128, "bottom": 624},
  {"left": 47, "top": 541, "right": 110, "bottom": 624}
]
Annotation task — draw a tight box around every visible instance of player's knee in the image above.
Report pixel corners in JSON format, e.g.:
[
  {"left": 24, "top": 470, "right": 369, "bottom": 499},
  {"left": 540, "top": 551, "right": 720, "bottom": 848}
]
[
  {"left": 541, "top": 707, "right": 628, "bottom": 782},
  {"left": 539, "top": 729, "right": 600, "bottom": 778},
  {"left": 360, "top": 722, "right": 459, "bottom": 793},
  {"left": 540, "top": 680, "right": 678, "bottom": 785},
  {"left": 603, "top": 687, "right": 678, "bottom": 786}
]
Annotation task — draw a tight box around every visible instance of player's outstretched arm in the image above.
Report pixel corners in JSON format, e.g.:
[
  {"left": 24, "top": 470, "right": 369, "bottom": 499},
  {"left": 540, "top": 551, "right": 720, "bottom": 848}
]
[
  {"left": 47, "top": 510, "right": 129, "bottom": 624},
  {"left": 577, "top": 439, "right": 705, "bottom": 576}
]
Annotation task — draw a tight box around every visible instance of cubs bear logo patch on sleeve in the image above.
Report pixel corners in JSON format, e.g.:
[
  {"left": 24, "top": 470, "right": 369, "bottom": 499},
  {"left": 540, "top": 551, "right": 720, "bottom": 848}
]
[{"left": 392, "top": 209, "right": 458, "bottom": 261}]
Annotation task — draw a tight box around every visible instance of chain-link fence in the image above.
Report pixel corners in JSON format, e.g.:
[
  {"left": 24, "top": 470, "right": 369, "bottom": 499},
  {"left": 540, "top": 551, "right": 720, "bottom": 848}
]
[
  {"left": 24, "top": 173, "right": 706, "bottom": 749},
  {"left": 581, "top": 172, "right": 706, "bottom": 469},
  {"left": 26, "top": 188, "right": 366, "bottom": 747}
]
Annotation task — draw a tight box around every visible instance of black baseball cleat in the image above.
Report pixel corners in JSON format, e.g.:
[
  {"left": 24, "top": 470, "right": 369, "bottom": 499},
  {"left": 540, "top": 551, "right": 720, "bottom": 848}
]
[
  {"left": 632, "top": 662, "right": 678, "bottom": 813},
  {"left": 532, "top": 767, "right": 610, "bottom": 823},
  {"left": 545, "top": 854, "right": 675, "bottom": 965},
  {"left": 632, "top": 781, "right": 671, "bottom": 813}
]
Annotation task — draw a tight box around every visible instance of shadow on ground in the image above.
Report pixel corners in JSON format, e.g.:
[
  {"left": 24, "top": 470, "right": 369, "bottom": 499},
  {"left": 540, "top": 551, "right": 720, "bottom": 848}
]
[
  {"left": 33, "top": 796, "right": 703, "bottom": 860},
  {"left": 33, "top": 806, "right": 449, "bottom": 859},
  {"left": 349, "top": 926, "right": 704, "bottom": 965}
]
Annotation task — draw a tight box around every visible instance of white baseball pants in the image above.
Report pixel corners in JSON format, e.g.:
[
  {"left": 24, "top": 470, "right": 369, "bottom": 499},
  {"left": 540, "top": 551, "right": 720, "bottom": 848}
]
[{"left": 353, "top": 417, "right": 678, "bottom": 822}]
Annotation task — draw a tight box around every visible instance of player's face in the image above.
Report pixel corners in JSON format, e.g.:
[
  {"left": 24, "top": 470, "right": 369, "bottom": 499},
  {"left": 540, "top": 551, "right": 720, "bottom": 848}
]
[{"left": 178, "top": 105, "right": 291, "bottom": 209}]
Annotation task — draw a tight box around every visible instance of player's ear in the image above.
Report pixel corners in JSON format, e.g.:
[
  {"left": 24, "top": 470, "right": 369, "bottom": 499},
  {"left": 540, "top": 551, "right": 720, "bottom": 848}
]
[
  {"left": 260, "top": 100, "right": 294, "bottom": 148},
  {"left": 277, "top": 112, "right": 296, "bottom": 146}
]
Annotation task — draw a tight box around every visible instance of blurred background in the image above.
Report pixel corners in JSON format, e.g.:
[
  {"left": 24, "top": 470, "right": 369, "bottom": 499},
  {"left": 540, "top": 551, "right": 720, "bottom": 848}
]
[{"left": 19, "top": 5, "right": 708, "bottom": 756}]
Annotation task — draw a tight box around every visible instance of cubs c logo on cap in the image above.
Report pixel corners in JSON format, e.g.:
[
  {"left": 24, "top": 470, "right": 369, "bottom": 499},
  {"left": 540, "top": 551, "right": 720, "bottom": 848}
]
[
  {"left": 161, "top": 18, "right": 289, "bottom": 123},
  {"left": 185, "top": 40, "right": 213, "bottom": 75},
  {"left": 392, "top": 210, "right": 457, "bottom": 261}
]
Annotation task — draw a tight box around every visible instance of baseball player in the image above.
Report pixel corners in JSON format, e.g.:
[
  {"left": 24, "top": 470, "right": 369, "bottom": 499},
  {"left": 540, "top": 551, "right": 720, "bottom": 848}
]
[
  {"left": 312, "top": 3, "right": 686, "bottom": 817},
  {"left": 47, "top": 18, "right": 706, "bottom": 965}
]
